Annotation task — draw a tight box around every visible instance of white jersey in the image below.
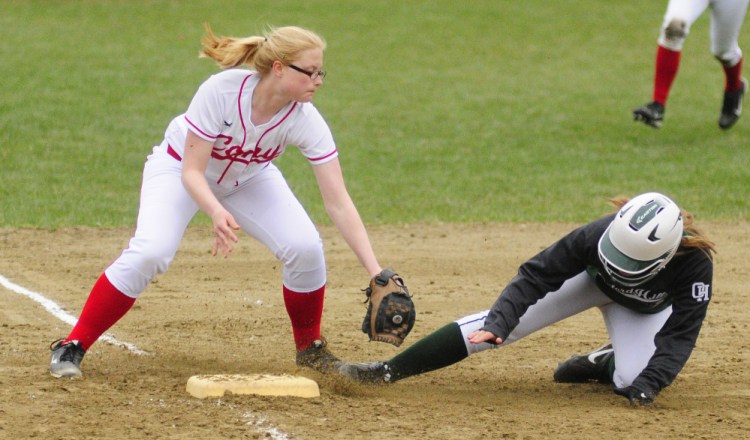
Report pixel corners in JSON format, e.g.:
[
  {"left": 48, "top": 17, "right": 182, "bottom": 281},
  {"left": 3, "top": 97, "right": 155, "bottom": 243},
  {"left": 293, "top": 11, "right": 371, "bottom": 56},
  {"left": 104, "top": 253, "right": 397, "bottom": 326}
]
[{"left": 160, "top": 69, "right": 337, "bottom": 188}]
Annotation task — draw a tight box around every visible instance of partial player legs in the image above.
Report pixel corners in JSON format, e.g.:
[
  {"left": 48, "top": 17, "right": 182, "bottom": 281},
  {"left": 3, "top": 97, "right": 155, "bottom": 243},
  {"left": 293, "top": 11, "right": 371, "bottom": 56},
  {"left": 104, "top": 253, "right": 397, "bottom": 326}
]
[
  {"left": 708, "top": 0, "right": 748, "bottom": 66},
  {"left": 710, "top": 0, "right": 749, "bottom": 128},
  {"left": 49, "top": 152, "right": 198, "bottom": 378},
  {"left": 600, "top": 303, "right": 671, "bottom": 388},
  {"left": 294, "top": 338, "right": 343, "bottom": 374},
  {"left": 49, "top": 339, "right": 86, "bottom": 378},
  {"left": 357, "top": 322, "right": 469, "bottom": 383},
  {"left": 106, "top": 153, "right": 199, "bottom": 296},
  {"left": 553, "top": 304, "right": 672, "bottom": 388},
  {"left": 636, "top": 0, "right": 749, "bottom": 128},
  {"left": 489, "top": 272, "right": 610, "bottom": 347},
  {"left": 553, "top": 343, "right": 614, "bottom": 384},
  {"left": 340, "top": 272, "right": 613, "bottom": 384},
  {"left": 223, "top": 166, "right": 329, "bottom": 355},
  {"left": 634, "top": 0, "right": 705, "bottom": 128},
  {"left": 633, "top": 46, "right": 678, "bottom": 128},
  {"left": 652, "top": 45, "right": 681, "bottom": 106},
  {"left": 283, "top": 285, "right": 326, "bottom": 351},
  {"left": 221, "top": 165, "right": 347, "bottom": 372},
  {"left": 64, "top": 274, "right": 136, "bottom": 349},
  {"left": 49, "top": 274, "right": 135, "bottom": 378},
  {"left": 632, "top": 101, "right": 666, "bottom": 128},
  {"left": 718, "top": 77, "right": 747, "bottom": 129},
  {"left": 718, "top": 56, "right": 747, "bottom": 129},
  {"left": 222, "top": 165, "right": 327, "bottom": 293}
]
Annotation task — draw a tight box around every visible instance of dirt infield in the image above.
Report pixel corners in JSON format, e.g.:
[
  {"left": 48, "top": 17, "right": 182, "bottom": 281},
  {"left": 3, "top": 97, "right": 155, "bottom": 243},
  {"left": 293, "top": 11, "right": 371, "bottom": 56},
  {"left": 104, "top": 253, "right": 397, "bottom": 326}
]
[{"left": 1, "top": 222, "right": 749, "bottom": 439}]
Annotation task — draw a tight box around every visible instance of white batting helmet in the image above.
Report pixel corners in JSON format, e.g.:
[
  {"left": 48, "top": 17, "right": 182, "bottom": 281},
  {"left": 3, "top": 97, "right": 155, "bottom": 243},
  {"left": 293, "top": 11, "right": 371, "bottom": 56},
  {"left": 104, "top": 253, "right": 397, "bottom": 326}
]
[{"left": 598, "top": 192, "right": 683, "bottom": 287}]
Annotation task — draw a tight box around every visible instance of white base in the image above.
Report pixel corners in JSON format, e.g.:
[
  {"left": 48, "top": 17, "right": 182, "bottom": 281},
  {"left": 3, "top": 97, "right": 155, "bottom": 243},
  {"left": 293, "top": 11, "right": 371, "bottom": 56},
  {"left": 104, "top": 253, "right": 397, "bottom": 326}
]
[{"left": 186, "top": 374, "right": 320, "bottom": 399}]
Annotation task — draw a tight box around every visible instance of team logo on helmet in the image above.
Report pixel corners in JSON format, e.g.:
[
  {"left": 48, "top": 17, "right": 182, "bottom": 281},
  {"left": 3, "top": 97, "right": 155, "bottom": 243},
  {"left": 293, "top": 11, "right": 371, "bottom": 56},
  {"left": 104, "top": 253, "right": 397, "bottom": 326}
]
[{"left": 598, "top": 192, "right": 683, "bottom": 287}]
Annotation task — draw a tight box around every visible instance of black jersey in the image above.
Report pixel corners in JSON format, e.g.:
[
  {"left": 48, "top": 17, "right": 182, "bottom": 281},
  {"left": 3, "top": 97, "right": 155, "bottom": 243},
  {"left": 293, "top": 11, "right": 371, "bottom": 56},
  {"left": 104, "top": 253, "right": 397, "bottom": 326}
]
[{"left": 481, "top": 214, "right": 713, "bottom": 393}]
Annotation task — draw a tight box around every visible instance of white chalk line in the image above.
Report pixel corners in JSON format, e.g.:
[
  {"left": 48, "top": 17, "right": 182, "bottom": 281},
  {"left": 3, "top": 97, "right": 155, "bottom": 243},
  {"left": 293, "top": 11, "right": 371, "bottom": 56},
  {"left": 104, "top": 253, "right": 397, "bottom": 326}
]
[
  {"left": 0, "top": 273, "right": 290, "bottom": 440},
  {"left": 0, "top": 273, "right": 149, "bottom": 355}
]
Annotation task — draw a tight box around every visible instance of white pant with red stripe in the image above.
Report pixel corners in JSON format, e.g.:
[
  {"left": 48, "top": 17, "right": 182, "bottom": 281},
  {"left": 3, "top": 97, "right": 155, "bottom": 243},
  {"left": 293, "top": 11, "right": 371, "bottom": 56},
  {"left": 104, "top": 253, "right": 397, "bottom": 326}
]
[{"left": 104, "top": 146, "right": 326, "bottom": 298}]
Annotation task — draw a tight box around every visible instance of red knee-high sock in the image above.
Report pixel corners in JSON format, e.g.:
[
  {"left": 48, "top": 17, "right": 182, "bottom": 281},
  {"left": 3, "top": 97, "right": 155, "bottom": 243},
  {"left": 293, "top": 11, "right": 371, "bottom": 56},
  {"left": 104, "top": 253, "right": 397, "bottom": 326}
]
[
  {"left": 653, "top": 45, "right": 681, "bottom": 105},
  {"left": 723, "top": 57, "right": 744, "bottom": 91},
  {"left": 66, "top": 273, "right": 136, "bottom": 350},
  {"left": 282, "top": 285, "right": 325, "bottom": 351}
]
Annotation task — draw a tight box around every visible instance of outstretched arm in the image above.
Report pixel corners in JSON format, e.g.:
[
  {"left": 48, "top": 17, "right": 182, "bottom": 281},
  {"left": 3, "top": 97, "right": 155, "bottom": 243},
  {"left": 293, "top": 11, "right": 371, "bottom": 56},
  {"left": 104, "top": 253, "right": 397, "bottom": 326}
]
[{"left": 312, "top": 158, "right": 381, "bottom": 277}]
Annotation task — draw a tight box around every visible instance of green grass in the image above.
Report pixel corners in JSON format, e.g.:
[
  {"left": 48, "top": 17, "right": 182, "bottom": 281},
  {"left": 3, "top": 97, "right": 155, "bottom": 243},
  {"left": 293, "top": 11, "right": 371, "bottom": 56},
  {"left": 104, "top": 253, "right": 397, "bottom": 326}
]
[{"left": 1, "top": 0, "right": 748, "bottom": 227}]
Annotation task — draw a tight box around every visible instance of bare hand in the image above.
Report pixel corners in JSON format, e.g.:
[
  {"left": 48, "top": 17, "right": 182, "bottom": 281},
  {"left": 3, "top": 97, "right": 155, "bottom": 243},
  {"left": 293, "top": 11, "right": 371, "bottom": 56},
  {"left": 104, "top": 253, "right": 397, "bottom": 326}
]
[
  {"left": 467, "top": 330, "right": 503, "bottom": 345},
  {"left": 211, "top": 210, "right": 240, "bottom": 258}
]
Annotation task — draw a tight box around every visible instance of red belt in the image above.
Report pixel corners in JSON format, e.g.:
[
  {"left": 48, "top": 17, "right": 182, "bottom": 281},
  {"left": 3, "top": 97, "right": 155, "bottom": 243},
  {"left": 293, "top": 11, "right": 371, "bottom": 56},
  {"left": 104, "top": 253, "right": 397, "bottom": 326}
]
[{"left": 167, "top": 144, "right": 182, "bottom": 161}]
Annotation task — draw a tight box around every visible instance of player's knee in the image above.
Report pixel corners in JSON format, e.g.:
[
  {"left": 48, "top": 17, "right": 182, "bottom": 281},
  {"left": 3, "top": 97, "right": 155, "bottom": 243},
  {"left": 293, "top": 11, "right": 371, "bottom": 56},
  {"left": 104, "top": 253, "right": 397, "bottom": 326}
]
[
  {"left": 660, "top": 19, "right": 687, "bottom": 50},
  {"left": 665, "top": 19, "right": 687, "bottom": 41},
  {"left": 713, "top": 52, "right": 740, "bottom": 67},
  {"left": 137, "top": 247, "right": 175, "bottom": 275},
  {"left": 106, "top": 247, "right": 175, "bottom": 297},
  {"left": 125, "top": 233, "right": 180, "bottom": 274},
  {"left": 280, "top": 241, "right": 326, "bottom": 292},
  {"left": 279, "top": 236, "right": 325, "bottom": 272}
]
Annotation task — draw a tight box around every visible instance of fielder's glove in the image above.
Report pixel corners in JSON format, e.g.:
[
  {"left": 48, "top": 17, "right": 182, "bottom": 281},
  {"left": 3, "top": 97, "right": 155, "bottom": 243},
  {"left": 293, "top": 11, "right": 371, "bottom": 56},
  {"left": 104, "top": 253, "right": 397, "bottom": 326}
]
[
  {"left": 361, "top": 268, "right": 415, "bottom": 347},
  {"left": 614, "top": 385, "right": 658, "bottom": 406}
]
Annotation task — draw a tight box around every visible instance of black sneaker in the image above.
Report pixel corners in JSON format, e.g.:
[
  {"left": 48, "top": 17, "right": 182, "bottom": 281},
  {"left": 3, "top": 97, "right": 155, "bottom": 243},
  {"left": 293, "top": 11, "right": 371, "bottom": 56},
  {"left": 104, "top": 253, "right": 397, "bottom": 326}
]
[
  {"left": 295, "top": 339, "right": 343, "bottom": 374},
  {"left": 633, "top": 101, "right": 665, "bottom": 128},
  {"left": 49, "top": 339, "right": 86, "bottom": 378},
  {"left": 553, "top": 343, "right": 614, "bottom": 384},
  {"left": 337, "top": 361, "right": 392, "bottom": 384},
  {"left": 719, "top": 78, "right": 747, "bottom": 129}
]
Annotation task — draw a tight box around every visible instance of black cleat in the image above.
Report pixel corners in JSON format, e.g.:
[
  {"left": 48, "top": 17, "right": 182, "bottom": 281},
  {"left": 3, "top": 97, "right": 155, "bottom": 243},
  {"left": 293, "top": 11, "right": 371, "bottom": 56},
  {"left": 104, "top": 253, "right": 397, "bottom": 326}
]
[
  {"left": 295, "top": 339, "right": 343, "bottom": 374},
  {"left": 719, "top": 78, "right": 747, "bottom": 129},
  {"left": 633, "top": 101, "right": 665, "bottom": 128},
  {"left": 553, "top": 343, "right": 614, "bottom": 384},
  {"left": 337, "top": 361, "right": 392, "bottom": 384},
  {"left": 50, "top": 339, "right": 86, "bottom": 378}
]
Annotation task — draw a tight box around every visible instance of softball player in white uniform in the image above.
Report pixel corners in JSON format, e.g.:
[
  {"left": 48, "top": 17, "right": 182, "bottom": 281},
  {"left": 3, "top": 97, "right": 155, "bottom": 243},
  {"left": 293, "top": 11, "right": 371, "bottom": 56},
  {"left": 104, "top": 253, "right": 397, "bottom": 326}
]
[
  {"left": 50, "top": 25, "right": 384, "bottom": 378},
  {"left": 342, "top": 193, "right": 715, "bottom": 406},
  {"left": 633, "top": 0, "right": 750, "bottom": 129}
]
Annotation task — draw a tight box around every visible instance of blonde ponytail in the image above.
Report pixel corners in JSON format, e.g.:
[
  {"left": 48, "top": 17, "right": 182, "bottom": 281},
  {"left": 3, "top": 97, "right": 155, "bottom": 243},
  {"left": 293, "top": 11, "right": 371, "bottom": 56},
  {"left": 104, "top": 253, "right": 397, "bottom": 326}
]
[
  {"left": 198, "top": 24, "right": 326, "bottom": 75},
  {"left": 199, "top": 24, "right": 265, "bottom": 69}
]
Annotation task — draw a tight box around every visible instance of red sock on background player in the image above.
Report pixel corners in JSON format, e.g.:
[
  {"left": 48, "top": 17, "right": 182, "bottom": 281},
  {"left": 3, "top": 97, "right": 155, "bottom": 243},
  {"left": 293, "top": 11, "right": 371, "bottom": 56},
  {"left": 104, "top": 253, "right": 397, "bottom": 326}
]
[
  {"left": 723, "top": 57, "right": 744, "bottom": 91},
  {"left": 653, "top": 45, "right": 681, "bottom": 106}
]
